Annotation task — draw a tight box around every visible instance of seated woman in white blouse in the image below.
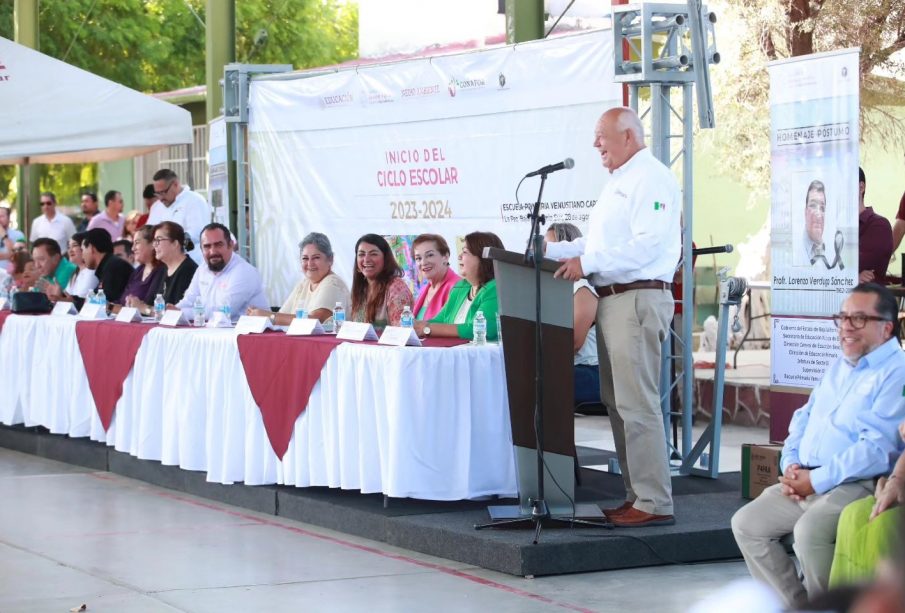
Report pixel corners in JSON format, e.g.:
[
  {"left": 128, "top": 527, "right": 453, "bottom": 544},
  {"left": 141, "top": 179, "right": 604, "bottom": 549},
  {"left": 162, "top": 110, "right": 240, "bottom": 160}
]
[
  {"left": 246, "top": 232, "right": 350, "bottom": 325},
  {"left": 545, "top": 223, "right": 602, "bottom": 408}
]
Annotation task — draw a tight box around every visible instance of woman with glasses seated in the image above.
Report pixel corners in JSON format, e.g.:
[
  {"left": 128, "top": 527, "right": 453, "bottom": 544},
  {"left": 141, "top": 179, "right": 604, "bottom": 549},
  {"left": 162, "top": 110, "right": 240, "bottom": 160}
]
[
  {"left": 414, "top": 231, "right": 503, "bottom": 341},
  {"left": 120, "top": 225, "right": 165, "bottom": 307},
  {"left": 143, "top": 221, "right": 197, "bottom": 312},
  {"left": 350, "top": 233, "right": 413, "bottom": 329},
  {"left": 246, "top": 232, "right": 350, "bottom": 326}
]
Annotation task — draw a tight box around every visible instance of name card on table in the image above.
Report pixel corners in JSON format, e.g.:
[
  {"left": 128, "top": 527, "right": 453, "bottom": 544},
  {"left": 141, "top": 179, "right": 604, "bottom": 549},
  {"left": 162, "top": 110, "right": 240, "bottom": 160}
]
[
  {"left": 51, "top": 301, "right": 78, "bottom": 317},
  {"left": 159, "top": 309, "right": 189, "bottom": 327},
  {"left": 235, "top": 315, "right": 273, "bottom": 335},
  {"left": 206, "top": 310, "right": 233, "bottom": 328},
  {"left": 336, "top": 321, "right": 378, "bottom": 342},
  {"left": 286, "top": 317, "right": 325, "bottom": 336},
  {"left": 78, "top": 303, "right": 108, "bottom": 320},
  {"left": 115, "top": 307, "right": 142, "bottom": 323},
  {"left": 378, "top": 326, "right": 422, "bottom": 347}
]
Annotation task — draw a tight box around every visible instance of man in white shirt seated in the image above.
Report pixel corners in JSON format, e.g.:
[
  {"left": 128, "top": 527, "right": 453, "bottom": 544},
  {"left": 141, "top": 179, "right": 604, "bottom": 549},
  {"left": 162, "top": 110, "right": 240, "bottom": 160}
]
[
  {"left": 30, "top": 192, "right": 76, "bottom": 255},
  {"left": 147, "top": 168, "right": 212, "bottom": 264},
  {"left": 175, "top": 223, "right": 269, "bottom": 322},
  {"left": 731, "top": 283, "right": 905, "bottom": 608}
]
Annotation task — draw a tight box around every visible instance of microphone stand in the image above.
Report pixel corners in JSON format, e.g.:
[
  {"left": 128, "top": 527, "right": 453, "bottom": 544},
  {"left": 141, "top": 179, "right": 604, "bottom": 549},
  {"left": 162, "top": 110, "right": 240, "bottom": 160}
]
[{"left": 475, "top": 172, "right": 611, "bottom": 543}]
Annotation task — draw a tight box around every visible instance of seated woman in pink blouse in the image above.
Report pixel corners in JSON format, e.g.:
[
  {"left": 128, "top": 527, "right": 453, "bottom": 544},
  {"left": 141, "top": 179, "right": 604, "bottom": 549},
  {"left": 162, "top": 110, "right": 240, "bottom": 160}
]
[
  {"left": 350, "top": 233, "right": 413, "bottom": 329},
  {"left": 412, "top": 233, "right": 460, "bottom": 320}
]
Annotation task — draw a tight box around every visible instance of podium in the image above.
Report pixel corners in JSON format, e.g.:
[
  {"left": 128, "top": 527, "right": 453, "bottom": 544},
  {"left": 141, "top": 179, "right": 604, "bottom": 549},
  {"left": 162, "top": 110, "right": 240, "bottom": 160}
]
[{"left": 483, "top": 248, "right": 605, "bottom": 522}]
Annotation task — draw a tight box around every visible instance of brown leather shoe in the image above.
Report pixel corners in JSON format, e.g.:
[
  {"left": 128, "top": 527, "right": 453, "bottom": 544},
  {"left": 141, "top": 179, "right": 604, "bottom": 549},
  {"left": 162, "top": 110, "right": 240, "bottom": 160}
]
[
  {"left": 609, "top": 507, "right": 675, "bottom": 527},
  {"left": 601, "top": 500, "right": 633, "bottom": 518}
]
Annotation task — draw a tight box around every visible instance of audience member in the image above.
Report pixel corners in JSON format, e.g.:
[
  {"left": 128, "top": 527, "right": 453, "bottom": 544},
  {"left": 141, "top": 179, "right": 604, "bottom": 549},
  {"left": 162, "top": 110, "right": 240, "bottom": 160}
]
[
  {"left": 11, "top": 251, "right": 37, "bottom": 290},
  {"left": 246, "top": 231, "right": 349, "bottom": 326},
  {"left": 414, "top": 231, "right": 501, "bottom": 340},
  {"left": 891, "top": 187, "right": 905, "bottom": 253},
  {"left": 546, "top": 222, "right": 602, "bottom": 406},
  {"left": 0, "top": 205, "right": 25, "bottom": 272},
  {"left": 138, "top": 183, "right": 155, "bottom": 227},
  {"left": 857, "top": 167, "right": 893, "bottom": 283},
  {"left": 122, "top": 211, "right": 143, "bottom": 241},
  {"left": 80, "top": 228, "right": 135, "bottom": 307},
  {"left": 147, "top": 221, "right": 197, "bottom": 307},
  {"left": 87, "top": 190, "right": 125, "bottom": 240},
  {"left": 113, "top": 239, "right": 134, "bottom": 265},
  {"left": 119, "top": 226, "right": 164, "bottom": 307},
  {"left": 829, "top": 419, "right": 905, "bottom": 587},
  {"left": 147, "top": 169, "right": 211, "bottom": 264},
  {"left": 77, "top": 192, "right": 99, "bottom": 232},
  {"left": 30, "top": 192, "right": 75, "bottom": 254},
  {"left": 412, "top": 233, "right": 460, "bottom": 320},
  {"left": 349, "top": 233, "right": 413, "bottom": 329},
  {"left": 43, "top": 232, "right": 98, "bottom": 303},
  {"left": 731, "top": 283, "right": 905, "bottom": 608},
  {"left": 32, "top": 237, "right": 76, "bottom": 298},
  {"left": 176, "top": 223, "right": 268, "bottom": 321}
]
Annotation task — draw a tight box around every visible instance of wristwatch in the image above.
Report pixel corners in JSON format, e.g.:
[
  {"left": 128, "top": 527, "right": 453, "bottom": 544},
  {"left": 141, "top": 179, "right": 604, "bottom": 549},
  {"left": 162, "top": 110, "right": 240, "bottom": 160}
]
[{"left": 422, "top": 326, "right": 431, "bottom": 337}]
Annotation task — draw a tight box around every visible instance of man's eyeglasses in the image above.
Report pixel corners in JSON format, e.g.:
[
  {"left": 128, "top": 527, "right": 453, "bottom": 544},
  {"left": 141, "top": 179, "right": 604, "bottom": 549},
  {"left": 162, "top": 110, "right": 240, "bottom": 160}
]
[
  {"left": 152, "top": 237, "right": 173, "bottom": 245},
  {"left": 832, "top": 313, "right": 890, "bottom": 329},
  {"left": 39, "top": 201, "right": 53, "bottom": 206},
  {"left": 153, "top": 182, "right": 174, "bottom": 196}
]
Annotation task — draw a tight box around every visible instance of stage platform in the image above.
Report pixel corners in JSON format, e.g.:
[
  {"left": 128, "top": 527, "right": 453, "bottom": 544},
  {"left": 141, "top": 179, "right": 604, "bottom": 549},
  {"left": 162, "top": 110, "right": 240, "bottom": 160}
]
[{"left": 0, "top": 423, "right": 747, "bottom": 578}]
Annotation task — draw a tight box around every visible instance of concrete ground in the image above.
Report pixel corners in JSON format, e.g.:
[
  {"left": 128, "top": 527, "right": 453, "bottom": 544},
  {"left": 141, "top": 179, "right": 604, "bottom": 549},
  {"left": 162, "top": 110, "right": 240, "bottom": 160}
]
[{"left": 0, "top": 448, "right": 754, "bottom": 613}]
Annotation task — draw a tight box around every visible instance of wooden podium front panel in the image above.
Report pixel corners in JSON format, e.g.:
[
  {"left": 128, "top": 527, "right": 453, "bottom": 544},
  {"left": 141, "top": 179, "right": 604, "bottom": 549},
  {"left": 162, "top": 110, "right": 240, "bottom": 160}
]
[{"left": 501, "top": 315, "right": 575, "bottom": 457}]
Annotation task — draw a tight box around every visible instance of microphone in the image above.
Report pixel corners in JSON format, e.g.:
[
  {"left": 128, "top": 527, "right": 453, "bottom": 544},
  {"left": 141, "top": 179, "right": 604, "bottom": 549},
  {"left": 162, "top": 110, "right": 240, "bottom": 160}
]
[
  {"left": 525, "top": 158, "right": 575, "bottom": 178},
  {"left": 692, "top": 244, "right": 734, "bottom": 256}
]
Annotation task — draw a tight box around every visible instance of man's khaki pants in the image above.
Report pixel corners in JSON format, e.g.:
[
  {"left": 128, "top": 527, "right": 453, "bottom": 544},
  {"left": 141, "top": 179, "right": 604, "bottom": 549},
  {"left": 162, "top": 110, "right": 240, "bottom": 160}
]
[
  {"left": 596, "top": 288, "right": 674, "bottom": 516},
  {"left": 731, "top": 480, "right": 874, "bottom": 608}
]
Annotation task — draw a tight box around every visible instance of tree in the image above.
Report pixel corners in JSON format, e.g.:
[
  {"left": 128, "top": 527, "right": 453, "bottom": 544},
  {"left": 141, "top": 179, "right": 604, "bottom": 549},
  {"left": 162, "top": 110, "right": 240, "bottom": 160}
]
[
  {"left": 0, "top": 0, "right": 358, "bottom": 206},
  {"left": 703, "top": 0, "right": 905, "bottom": 196}
]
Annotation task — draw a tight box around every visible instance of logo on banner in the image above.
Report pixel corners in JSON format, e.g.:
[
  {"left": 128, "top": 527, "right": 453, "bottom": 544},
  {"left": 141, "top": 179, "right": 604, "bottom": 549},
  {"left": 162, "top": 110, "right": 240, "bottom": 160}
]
[
  {"left": 400, "top": 83, "right": 440, "bottom": 99},
  {"left": 367, "top": 89, "right": 394, "bottom": 104},
  {"left": 447, "top": 76, "right": 487, "bottom": 97},
  {"left": 498, "top": 73, "right": 507, "bottom": 89},
  {"left": 322, "top": 91, "right": 354, "bottom": 108},
  {"left": 0, "top": 59, "right": 9, "bottom": 82},
  {"left": 654, "top": 201, "right": 666, "bottom": 211}
]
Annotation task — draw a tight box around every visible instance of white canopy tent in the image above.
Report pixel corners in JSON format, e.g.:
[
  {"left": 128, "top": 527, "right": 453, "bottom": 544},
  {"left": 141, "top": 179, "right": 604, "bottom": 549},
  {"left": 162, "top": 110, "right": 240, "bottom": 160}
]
[{"left": 0, "top": 36, "right": 192, "bottom": 165}]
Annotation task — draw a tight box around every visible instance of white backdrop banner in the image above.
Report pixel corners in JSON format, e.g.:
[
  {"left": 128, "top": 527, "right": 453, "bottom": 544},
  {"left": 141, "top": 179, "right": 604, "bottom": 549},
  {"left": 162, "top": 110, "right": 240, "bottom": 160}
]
[{"left": 247, "top": 31, "right": 621, "bottom": 304}]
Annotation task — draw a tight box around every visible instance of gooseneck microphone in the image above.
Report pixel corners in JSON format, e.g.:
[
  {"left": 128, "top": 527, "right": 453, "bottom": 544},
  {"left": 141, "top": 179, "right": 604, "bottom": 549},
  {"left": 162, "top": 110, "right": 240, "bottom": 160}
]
[{"left": 525, "top": 158, "right": 575, "bottom": 178}]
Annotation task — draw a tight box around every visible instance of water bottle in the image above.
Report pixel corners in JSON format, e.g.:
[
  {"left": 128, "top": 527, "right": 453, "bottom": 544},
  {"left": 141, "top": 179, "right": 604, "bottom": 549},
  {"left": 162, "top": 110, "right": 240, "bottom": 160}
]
[
  {"left": 220, "top": 300, "right": 231, "bottom": 322},
  {"left": 473, "top": 311, "right": 487, "bottom": 346},
  {"left": 400, "top": 305, "right": 414, "bottom": 328},
  {"left": 193, "top": 296, "right": 205, "bottom": 327},
  {"left": 96, "top": 288, "right": 106, "bottom": 307},
  {"left": 86, "top": 289, "right": 97, "bottom": 305},
  {"left": 154, "top": 293, "right": 166, "bottom": 322},
  {"left": 333, "top": 301, "right": 345, "bottom": 332},
  {"left": 496, "top": 312, "right": 502, "bottom": 344},
  {"left": 295, "top": 307, "right": 308, "bottom": 319}
]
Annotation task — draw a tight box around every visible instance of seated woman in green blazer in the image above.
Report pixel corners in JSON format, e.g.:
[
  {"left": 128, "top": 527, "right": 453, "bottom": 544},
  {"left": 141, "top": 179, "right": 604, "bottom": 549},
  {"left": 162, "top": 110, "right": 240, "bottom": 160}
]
[{"left": 414, "top": 231, "right": 503, "bottom": 340}]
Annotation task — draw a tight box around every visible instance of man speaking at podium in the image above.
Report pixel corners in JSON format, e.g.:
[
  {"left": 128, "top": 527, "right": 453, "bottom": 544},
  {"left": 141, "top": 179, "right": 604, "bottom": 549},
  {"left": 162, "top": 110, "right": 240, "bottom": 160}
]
[{"left": 549, "top": 106, "right": 682, "bottom": 527}]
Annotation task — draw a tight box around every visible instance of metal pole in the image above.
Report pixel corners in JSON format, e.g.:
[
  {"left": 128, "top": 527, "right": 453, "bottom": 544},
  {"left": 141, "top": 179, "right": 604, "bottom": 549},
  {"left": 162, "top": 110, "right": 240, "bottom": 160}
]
[
  {"left": 681, "top": 83, "right": 695, "bottom": 459},
  {"left": 505, "top": 0, "right": 544, "bottom": 43},
  {"left": 14, "top": 0, "right": 39, "bottom": 237}
]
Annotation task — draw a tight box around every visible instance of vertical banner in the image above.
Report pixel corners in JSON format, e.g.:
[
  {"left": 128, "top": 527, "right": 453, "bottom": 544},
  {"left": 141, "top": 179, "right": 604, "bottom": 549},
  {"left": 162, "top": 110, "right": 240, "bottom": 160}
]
[{"left": 768, "top": 49, "right": 859, "bottom": 436}]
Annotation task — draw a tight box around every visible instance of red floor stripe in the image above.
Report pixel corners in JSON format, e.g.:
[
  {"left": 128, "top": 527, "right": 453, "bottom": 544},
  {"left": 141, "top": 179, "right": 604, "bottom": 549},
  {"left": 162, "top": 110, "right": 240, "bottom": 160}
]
[{"left": 109, "top": 478, "right": 597, "bottom": 613}]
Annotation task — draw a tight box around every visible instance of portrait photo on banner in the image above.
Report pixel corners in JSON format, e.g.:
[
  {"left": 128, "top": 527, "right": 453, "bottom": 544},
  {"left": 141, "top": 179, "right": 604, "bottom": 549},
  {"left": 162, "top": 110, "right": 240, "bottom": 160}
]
[{"left": 791, "top": 166, "right": 850, "bottom": 271}]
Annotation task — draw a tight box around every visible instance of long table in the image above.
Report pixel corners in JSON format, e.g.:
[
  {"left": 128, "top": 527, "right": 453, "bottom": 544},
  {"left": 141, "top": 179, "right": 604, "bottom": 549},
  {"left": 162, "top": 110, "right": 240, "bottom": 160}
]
[{"left": 0, "top": 314, "right": 517, "bottom": 500}]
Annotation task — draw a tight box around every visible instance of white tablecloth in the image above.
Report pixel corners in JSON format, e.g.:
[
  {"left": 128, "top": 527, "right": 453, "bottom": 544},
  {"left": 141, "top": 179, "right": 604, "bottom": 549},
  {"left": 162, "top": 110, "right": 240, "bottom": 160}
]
[{"left": 0, "top": 314, "right": 517, "bottom": 500}]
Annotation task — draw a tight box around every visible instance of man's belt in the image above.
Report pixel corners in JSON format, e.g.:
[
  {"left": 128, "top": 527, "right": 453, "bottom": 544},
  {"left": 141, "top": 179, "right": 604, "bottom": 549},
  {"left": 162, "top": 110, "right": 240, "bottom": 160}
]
[{"left": 594, "top": 280, "right": 671, "bottom": 297}]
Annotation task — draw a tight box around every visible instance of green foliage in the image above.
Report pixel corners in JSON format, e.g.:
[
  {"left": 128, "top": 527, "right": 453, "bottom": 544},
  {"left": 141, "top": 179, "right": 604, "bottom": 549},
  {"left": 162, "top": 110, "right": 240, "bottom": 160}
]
[{"left": 0, "top": 0, "right": 359, "bottom": 210}]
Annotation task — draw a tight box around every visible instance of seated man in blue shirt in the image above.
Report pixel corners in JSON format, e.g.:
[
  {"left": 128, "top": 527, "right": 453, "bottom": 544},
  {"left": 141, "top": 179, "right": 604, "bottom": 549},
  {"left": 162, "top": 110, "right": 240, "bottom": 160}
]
[{"left": 732, "top": 283, "right": 905, "bottom": 609}]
